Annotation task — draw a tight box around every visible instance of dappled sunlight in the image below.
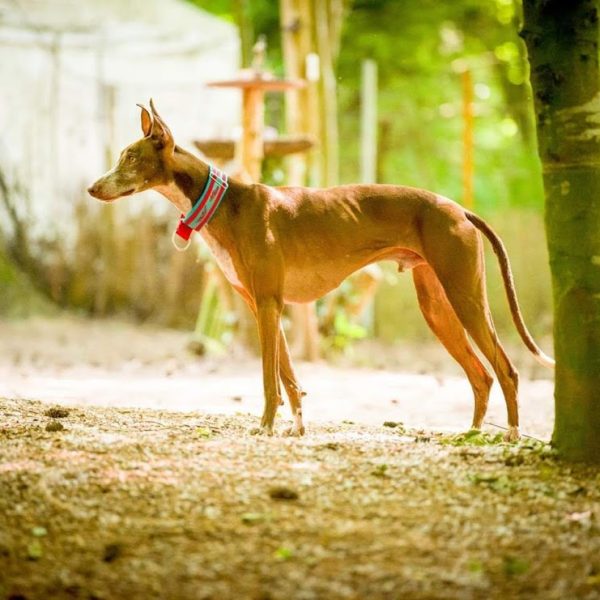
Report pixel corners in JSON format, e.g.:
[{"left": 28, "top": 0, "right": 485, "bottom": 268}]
[
  {"left": 0, "top": 316, "right": 554, "bottom": 439},
  {"left": 1, "top": 0, "right": 598, "bottom": 597},
  {"left": 0, "top": 397, "right": 597, "bottom": 598}
]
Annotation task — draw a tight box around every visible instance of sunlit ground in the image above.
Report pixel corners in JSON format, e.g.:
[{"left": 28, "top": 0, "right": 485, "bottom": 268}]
[
  {"left": 0, "top": 315, "right": 554, "bottom": 439},
  {"left": 4, "top": 317, "right": 598, "bottom": 600}
]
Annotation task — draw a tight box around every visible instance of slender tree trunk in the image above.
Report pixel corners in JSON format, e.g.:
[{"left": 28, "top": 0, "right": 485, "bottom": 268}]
[
  {"left": 360, "top": 58, "right": 378, "bottom": 184},
  {"left": 233, "top": 0, "right": 253, "bottom": 68},
  {"left": 522, "top": 0, "right": 600, "bottom": 462},
  {"left": 280, "top": 0, "right": 320, "bottom": 359},
  {"left": 312, "top": 0, "right": 339, "bottom": 186},
  {"left": 280, "top": 0, "right": 310, "bottom": 186}
]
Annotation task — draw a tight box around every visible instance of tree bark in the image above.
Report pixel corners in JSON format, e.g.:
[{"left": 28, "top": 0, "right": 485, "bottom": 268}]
[{"left": 522, "top": 0, "right": 600, "bottom": 462}]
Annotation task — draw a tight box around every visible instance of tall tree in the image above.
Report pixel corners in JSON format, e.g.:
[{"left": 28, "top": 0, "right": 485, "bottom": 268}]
[{"left": 522, "top": 0, "right": 600, "bottom": 462}]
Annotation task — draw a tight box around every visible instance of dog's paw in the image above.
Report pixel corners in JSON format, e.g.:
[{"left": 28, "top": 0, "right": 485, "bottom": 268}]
[
  {"left": 503, "top": 426, "right": 521, "bottom": 443},
  {"left": 283, "top": 424, "right": 305, "bottom": 437},
  {"left": 248, "top": 425, "right": 274, "bottom": 437}
]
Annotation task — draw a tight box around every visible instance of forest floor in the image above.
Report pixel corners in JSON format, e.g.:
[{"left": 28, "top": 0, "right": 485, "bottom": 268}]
[{"left": 0, "top": 316, "right": 598, "bottom": 599}]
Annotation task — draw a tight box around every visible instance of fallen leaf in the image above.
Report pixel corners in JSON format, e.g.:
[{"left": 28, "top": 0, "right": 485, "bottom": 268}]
[
  {"left": 274, "top": 546, "right": 294, "bottom": 561},
  {"left": 195, "top": 427, "right": 212, "bottom": 439},
  {"left": 31, "top": 526, "right": 47, "bottom": 537},
  {"left": 27, "top": 540, "right": 43, "bottom": 560},
  {"left": 241, "top": 512, "right": 267, "bottom": 525}
]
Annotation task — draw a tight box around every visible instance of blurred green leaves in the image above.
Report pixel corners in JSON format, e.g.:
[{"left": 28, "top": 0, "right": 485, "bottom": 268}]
[{"left": 187, "top": 0, "right": 543, "bottom": 211}]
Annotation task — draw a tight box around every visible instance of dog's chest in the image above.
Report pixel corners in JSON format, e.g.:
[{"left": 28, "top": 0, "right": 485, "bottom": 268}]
[{"left": 201, "top": 231, "right": 243, "bottom": 287}]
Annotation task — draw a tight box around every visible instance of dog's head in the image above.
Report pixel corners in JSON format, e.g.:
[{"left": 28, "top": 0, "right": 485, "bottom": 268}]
[{"left": 88, "top": 100, "right": 175, "bottom": 202}]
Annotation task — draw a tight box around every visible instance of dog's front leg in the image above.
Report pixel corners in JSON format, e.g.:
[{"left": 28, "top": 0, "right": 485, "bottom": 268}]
[
  {"left": 279, "top": 326, "right": 306, "bottom": 436},
  {"left": 253, "top": 296, "right": 283, "bottom": 435}
]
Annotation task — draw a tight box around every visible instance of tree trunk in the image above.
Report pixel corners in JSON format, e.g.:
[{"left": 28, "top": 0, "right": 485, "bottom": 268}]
[
  {"left": 233, "top": 0, "right": 253, "bottom": 69},
  {"left": 522, "top": 0, "right": 600, "bottom": 462},
  {"left": 312, "top": 0, "right": 339, "bottom": 186},
  {"left": 280, "top": 0, "right": 320, "bottom": 359}
]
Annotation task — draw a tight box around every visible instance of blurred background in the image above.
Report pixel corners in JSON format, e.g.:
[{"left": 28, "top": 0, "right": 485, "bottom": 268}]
[{"left": 0, "top": 0, "right": 552, "bottom": 376}]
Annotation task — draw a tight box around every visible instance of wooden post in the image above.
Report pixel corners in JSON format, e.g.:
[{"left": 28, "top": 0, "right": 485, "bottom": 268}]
[
  {"left": 312, "top": 0, "right": 339, "bottom": 186},
  {"left": 281, "top": 0, "right": 320, "bottom": 360},
  {"left": 207, "top": 48, "right": 307, "bottom": 356},
  {"left": 281, "top": 0, "right": 310, "bottom": 186},
  {"left": 461, "top": 68, "right": 474, "bottom": 210},
  {"left": 360, "top": 59, "right": 378, "bottom": 183},
  {"left": 299, "top": 0, "right": 321, "bottom": 187},
  {"left": 241, "top": 87, "right": 265, "bottom": 182}
]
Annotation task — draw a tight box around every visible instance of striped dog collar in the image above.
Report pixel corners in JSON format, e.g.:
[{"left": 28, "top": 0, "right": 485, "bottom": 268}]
[{"left": 172, "top": 165, "right": 229, "bottom": 251}]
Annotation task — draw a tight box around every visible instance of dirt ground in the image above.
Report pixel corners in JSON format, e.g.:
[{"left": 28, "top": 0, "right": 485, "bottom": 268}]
[
  {"left": 1, "top": 316, "right": 598, "bottom": 599},
  {"left": 0, "top": 315, "right": 554, "bottom": 438}
]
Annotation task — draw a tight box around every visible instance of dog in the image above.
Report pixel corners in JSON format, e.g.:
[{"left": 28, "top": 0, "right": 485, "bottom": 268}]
[{"left": 88, "top": 100, "right": 554, "bottom": 441}]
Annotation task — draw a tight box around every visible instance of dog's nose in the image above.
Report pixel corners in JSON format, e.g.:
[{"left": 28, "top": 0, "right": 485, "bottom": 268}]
[{"left": 87, "top": 183, "right": 99, "bottom": 197}]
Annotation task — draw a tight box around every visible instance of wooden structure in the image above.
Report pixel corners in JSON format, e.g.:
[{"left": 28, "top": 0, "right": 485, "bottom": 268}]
[
  {"left": 205, "top": 39, "right": 306, "bottom": 182},
  {"left": 194, "top": 137, "right": 313, "bottom": 161},
  {"left": 192, "top": 40, "right": 314, "bottom": 354}
]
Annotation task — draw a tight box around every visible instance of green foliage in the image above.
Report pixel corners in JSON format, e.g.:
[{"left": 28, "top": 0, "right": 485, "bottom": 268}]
[
  {"left": 181, "top": 1, "right": 552, "bottom": 350},
  {"left": 195, "top": 427, "right": 213, "bottom": 439},
  {"left": 371, "top": 463, "right": 389, "bottom": 477},
  {"left": 331, "top": 311, "right": 367, "bottom": 347},
  {"left": 187, "top": 0, "right": 543, "bottom": 211},
  {"left": 503, "top": 555, "right": 530, "bottom": 576},
  {"left": 337, "top": 0, "right": 543, "bottom": 211},
  {"left": 0, "top": 245, "right": 54, "bottom": 317},
  {"left": 273, "top": 546, "right": 294, "bottom": 560},
  {"left": 186, "top": 0, "right": 283, "bottom": 73},
  {"left": 468, "top": 472, "right": 515, "bottom": 493},
  {"left": 442, "top": 429, "right": 505, "bottom": 446},
  {"left": 26, "top": 539, "right": 43, "bottom": 561}
]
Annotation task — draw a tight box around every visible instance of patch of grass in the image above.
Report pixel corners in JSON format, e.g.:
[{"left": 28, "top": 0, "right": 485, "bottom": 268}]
[
  {"left": 468, "top": 473, "right": 515, "bottom": 493},
  {"left": 438, "top": 429, "right": 505, "bottom": 447},
  {"left": 195, "top": 427, "right": 212, "bottom": 439},
  {"left": 273, "top": 546, "right": 294, "bottom": 561},
  {"left": 503, "top": 555, "right": 530, "bottom": 576},
  {"left": 0, "top": 249, "right": 55, "bottom": 317},
  {"left": 371, "top": 464, "right": 389, "bottom": 477}
]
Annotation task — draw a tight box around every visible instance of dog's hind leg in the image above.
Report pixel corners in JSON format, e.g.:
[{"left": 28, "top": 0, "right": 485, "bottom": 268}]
[
  {"left": 412, "top": 264, "right": 493, "bottom": 429},
  {"left": 425, "top": 222, "right": 520, "bottom": 441},
  {"left": 255, "top": 296, "right": 284, "bottom": 435}
]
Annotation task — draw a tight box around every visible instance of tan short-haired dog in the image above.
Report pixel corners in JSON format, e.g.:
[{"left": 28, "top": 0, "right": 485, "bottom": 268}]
[{"left": 88, "top": 101, "right": 554, "bottom": 441}]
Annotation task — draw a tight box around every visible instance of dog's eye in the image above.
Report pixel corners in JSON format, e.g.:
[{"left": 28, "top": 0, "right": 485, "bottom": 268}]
[{"left": 128, "top": 155, "right": 136, "bottom": 163}]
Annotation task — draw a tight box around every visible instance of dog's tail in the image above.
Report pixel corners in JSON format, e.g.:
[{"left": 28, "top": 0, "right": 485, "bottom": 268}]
[{"left": 465, "top": 211, "right": 555, "bottom": 369}]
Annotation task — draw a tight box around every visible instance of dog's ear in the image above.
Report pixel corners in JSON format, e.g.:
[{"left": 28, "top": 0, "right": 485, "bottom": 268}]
[
  {"left": 149, "top": 98, "right": 174, "bottom": 153},
  {"left": 136, "top": 103, "right": 152, "bottom": 137}
]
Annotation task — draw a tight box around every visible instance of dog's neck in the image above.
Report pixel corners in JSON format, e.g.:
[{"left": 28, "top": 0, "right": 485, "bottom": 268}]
[
  {"left": 154, "top": 146, "right": 251, "bottom": 249},
  {"left": 154, "top": 146, "right": 211, "bottom": 214}
]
